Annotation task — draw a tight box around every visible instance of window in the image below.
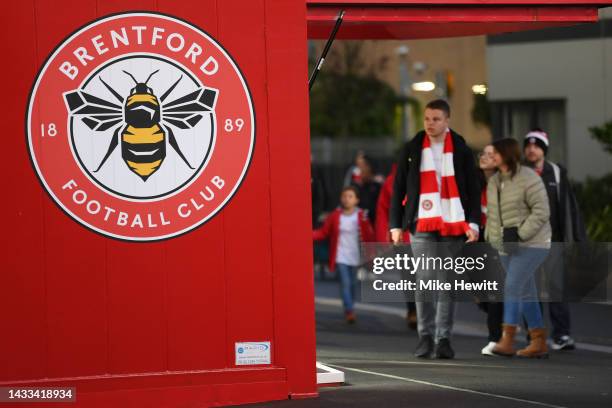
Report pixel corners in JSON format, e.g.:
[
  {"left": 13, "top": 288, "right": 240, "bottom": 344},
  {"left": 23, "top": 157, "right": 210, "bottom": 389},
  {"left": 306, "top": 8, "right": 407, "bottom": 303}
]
[{"left": 491, "top": 99, "right": 567, "bottom": 167}]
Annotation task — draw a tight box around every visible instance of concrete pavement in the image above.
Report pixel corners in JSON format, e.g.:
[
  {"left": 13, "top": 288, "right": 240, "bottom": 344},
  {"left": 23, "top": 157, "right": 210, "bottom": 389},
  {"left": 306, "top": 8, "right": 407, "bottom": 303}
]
[{"left": 241, "top": 280, "right": 612, "bottom": 408}]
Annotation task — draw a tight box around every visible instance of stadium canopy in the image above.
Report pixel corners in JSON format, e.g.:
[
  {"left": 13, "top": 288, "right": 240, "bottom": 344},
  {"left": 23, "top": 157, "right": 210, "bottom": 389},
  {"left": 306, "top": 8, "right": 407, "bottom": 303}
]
[{"left": 307, "top": 0, "right": 612, "bottom": 39}]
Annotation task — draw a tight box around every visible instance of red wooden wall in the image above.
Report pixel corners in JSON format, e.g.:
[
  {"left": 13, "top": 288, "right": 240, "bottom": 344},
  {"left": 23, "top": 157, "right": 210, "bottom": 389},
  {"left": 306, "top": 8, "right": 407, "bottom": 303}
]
[{"left": 0, "top": 0, "right": 316, "bottom": 406}]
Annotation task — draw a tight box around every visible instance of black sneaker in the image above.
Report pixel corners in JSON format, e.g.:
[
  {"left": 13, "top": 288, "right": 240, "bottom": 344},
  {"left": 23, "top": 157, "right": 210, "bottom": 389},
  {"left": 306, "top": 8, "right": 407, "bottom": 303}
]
[
  {"left": 435, "top": 338, "right": 455, "bottom": 359},
  {"left": 552, "top": 335, "right": 576, "bottom": 351},
  {"left": 414, "top": 335, "right": 434, "bottom": 358}
]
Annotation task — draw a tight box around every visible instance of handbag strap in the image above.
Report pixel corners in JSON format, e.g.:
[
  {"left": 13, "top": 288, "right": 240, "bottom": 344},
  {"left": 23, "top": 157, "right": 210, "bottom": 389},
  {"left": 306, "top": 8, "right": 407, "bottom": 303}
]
[{"left": 497, "top": 180, "right": 504, "bottom": 228}]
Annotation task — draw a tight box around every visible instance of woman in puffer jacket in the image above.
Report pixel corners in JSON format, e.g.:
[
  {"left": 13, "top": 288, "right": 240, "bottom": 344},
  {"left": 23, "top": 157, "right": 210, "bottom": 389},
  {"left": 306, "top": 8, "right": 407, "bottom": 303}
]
[{"left": 485, "top": 138, "right": 551, "bottom": 358}]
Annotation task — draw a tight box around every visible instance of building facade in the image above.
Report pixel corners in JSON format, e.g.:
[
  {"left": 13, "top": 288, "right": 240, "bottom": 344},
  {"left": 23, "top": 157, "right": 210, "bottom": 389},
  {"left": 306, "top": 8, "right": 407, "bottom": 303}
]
[{"left": 487, "top": 8, "right": 612, "bottom": 181}]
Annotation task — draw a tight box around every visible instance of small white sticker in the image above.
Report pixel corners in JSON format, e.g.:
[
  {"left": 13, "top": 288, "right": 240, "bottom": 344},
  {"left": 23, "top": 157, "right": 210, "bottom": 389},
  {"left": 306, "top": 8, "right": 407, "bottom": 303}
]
[{"left": 235, "top": 341, "right": 271, "bottom": 365}]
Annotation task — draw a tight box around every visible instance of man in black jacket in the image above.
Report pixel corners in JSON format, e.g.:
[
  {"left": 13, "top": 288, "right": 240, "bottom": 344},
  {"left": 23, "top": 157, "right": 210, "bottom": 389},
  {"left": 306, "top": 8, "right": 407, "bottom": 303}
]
[
  {"left": 524, "top": 129, "right": 587, "bottom": 350},
  {"left": 390, "top": 99, "right": 481, "bottom": 359}
]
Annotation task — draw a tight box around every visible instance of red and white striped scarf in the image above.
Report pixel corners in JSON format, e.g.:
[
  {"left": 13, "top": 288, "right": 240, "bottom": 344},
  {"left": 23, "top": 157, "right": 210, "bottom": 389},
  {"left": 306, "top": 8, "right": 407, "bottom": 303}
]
[{"left": 416, "top": 131, "right": 470, "bottom": 236}]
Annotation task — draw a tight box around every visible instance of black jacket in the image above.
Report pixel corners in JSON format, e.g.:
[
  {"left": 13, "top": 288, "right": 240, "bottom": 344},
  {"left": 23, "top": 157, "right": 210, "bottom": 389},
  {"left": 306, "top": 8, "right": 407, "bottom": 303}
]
[
  {"left": 389, "top": 130, "right": 481, "bottom": 233},
  {"left": 537, "top": 161, "right": 587, "bottom": 242}
]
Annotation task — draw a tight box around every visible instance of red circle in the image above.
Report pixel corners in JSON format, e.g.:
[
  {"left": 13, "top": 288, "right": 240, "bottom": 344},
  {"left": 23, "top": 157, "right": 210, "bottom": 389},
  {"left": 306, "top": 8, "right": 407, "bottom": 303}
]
[
  {"left": 422, "top": 199, "right": 433, "bottom": 211},
  {"left": 27, "top": 12, "right": 255, "bottom": 241}
]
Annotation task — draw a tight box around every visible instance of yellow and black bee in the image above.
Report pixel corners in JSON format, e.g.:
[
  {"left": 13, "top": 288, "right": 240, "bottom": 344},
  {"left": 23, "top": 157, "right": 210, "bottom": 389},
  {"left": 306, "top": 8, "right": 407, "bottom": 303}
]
[{"left": 64, "top": 69, "right": 217, "bottom": 181}]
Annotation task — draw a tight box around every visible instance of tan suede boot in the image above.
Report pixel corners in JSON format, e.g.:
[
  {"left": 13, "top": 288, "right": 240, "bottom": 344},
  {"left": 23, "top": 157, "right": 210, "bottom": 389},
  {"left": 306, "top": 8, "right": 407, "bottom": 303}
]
[
  {"left": 493, "top": 324, "right": 517, "bottom": 356},
  {"left": 517, "top": 328, "right": 549, "bottom": 358}
]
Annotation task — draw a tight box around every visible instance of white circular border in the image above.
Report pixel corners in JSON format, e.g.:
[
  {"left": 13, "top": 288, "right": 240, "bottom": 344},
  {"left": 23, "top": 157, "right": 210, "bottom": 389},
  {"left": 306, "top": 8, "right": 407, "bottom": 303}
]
[{"left": 27, "top": 12, "right": 256, "bottom": 242}]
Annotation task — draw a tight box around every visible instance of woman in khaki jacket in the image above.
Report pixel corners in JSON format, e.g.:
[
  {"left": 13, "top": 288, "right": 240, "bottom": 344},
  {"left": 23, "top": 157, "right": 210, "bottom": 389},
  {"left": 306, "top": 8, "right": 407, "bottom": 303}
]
[{"left": 485, "top": 138, "right": 551, "bottom": 358}]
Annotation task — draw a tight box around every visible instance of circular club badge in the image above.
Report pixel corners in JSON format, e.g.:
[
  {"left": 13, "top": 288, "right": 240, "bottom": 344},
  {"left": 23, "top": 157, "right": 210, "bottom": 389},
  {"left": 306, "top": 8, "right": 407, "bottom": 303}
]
[{"left": 27, "top": 12, "right": 255, "bottom": 241}]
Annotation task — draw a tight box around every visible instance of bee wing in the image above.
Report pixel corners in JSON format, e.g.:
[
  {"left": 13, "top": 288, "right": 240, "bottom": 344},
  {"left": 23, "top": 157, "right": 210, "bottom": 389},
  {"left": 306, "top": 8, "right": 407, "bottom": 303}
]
[
  {"left": 64, "top": 90, "right": 123, "bottom": 131},
  {"left": 162, "top": 87, "right": 218, "bottom": 129}
]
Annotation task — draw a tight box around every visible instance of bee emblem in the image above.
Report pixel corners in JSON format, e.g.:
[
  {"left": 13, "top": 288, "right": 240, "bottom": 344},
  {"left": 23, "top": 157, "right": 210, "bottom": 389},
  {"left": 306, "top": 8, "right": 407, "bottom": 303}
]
[{"left": 64, "top": 69, "right": 217, "bottom": 181}]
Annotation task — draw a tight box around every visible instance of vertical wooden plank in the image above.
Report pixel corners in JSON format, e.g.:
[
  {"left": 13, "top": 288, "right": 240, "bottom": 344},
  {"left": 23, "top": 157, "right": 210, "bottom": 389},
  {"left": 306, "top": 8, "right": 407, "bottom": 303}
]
[
  {"left": 156, "top": 0, "right": 228, "bottom": 372},
  {"left": 265, "top": 0, "right": 318, "bottom": 395},
  {"left": 105, "top": 241, "right": 167, "bottom": 373},
  {"left": 95, "top": 0, "right": 168, "bottom": 374},
  {"left": 0, "top": 0, "right": 47, "bottom": 382},
  {"left": 216, "top": 0, "right": 276, "bottom": 368},
  {"left": 32, "top": 0, "right": 109, "bottom": 379}
]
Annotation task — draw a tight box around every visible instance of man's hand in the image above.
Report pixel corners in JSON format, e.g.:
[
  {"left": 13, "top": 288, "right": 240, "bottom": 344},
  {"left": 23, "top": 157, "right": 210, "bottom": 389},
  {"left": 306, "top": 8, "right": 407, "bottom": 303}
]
[
  {"left": 465, "top": 228, "right": 479, "bottom": 243},
  {"left": 390, "top": 228, "right": 403, "bottom": 244}
]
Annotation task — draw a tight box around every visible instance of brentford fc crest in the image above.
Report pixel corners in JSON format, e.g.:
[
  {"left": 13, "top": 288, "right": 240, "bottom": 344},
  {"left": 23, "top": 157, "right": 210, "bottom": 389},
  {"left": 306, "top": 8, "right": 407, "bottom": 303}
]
[{"left": 27, "top": 12, "right": 255, "bottom": 241}]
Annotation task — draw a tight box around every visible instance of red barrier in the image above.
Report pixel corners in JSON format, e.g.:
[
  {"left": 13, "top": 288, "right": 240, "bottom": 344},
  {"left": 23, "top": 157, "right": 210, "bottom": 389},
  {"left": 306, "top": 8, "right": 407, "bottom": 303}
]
[{"left": 307, "top": 0, "right": 608, "bottom": 39}]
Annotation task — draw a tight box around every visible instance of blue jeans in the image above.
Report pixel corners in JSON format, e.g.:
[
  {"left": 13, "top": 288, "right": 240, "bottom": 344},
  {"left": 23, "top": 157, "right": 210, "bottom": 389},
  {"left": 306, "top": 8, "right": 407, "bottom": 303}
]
[
  {"left": 502, "top": 247, "right": 549, "bottom": 328},
  {"left": 336, "top": 263, "right": 357, "bottom": 312}
]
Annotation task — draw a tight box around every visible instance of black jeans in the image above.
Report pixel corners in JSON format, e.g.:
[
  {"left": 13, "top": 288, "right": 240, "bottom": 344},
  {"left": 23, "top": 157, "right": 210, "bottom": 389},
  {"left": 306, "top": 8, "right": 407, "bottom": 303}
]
[
  {"left": 549, "top": 302, "right": 571, "bottom": 339},
  {"left": 479, "top": 302, "right": 504, "bottom": 342}
]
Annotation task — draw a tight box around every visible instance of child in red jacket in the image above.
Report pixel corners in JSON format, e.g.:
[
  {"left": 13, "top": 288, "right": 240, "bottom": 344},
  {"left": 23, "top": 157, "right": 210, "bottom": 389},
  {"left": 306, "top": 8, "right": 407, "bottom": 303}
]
[{"left": 313, "top": 186, "right": 375, "bottom": 323}]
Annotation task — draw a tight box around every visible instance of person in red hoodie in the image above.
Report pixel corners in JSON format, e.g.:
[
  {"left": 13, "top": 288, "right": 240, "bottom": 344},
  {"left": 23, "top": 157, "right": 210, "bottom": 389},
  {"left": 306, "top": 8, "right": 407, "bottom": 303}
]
[
  {"left": 375, "top": 164, "right": 417, "bottom": 329},
  {"left": 313, "top": 186, "right": 375, "bottom": 323}
]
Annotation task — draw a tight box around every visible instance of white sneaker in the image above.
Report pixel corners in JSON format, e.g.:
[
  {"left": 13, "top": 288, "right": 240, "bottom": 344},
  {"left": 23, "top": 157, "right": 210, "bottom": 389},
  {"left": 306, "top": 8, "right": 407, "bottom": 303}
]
[
  {"left": 481, "top": 341, "right": 497, "bottom": 356},
  {"left": 552, "top": 335, "right": 576, "bottom": 351}
]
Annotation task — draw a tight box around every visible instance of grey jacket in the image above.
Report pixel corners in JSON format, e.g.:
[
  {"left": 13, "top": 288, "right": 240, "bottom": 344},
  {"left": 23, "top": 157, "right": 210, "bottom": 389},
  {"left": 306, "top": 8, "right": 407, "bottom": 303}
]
[{"left": 485, "top": 165, "right": 551, "bottom": 251}]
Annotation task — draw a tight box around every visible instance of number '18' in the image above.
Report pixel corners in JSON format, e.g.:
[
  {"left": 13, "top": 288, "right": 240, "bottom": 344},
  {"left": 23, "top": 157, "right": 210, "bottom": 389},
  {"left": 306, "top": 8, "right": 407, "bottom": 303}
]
[{"left": 41, "top": 123, "right": 57, "bottom": 137}]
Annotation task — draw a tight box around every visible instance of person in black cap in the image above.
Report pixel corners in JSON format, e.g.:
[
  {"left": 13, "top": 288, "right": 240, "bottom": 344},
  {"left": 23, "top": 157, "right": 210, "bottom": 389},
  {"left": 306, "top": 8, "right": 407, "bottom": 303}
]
[{"left": 523, "top": 128, "right": 587, "bottom": 351}]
